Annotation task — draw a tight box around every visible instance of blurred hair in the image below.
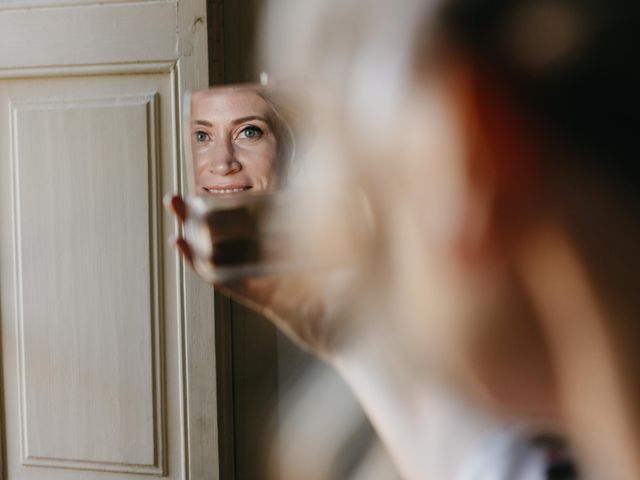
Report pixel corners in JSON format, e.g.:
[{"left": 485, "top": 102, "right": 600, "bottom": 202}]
[
  {"left": 436, "top": 0, "right": 640, "bottom": 203},
  {"left": 264, "top": 0, "right": 640, "bottom": 200},
  {"left": 257, "top": 88, "right": 298, "bottom": 183}
]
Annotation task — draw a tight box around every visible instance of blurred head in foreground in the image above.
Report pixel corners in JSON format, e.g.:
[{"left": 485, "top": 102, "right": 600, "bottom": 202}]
[{"left": 261, "top": 0, "right": 640, "bottom": 478}]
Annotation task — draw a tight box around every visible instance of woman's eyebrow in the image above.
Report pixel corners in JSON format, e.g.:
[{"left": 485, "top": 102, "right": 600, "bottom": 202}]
[
  {"left": 231, "top": 115, "right": 270, "bottom": 126},
  {"left": 193, "top": 115, "right": 271, "bottom": 127}
]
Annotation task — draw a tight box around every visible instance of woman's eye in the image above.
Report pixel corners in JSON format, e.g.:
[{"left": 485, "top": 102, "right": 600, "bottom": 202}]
[
  {"left": 238, "top": 126, "right": 263, "bottom": 140},
  {"left": 194, "top": 131, "right": 210, "bottom": 143}
]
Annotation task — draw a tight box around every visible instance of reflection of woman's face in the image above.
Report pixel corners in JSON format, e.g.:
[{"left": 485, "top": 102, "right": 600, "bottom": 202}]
[{"left": 191, "top": 88, "right": 279, "bottom": 195}]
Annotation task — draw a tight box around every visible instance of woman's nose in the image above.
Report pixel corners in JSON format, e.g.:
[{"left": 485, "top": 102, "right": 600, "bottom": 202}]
[{"left": 208, "top": 141, "right": 241, "bottom": 175}]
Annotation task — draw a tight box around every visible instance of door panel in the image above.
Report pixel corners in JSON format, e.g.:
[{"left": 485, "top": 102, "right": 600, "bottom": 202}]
[
  {"left": 14, "top": 92, "right": 162, "bottom": 474},
  {"left": 0, "top": 74, "right": 174, "bottom": 479},
  {"left": 0, "top": 2, "right": 177, "bottom": 73}
]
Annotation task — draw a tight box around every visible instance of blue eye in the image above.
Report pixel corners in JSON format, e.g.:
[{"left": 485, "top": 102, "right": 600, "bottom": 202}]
[
  {"left": 238, "top": 126, "right": 263, "bottom": 140},
  {"left": 194, "top": 131, "right": 210, "bottom": 143}
]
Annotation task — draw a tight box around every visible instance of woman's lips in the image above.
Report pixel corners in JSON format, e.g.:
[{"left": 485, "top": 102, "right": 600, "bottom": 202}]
[{"left": 203, "top": 185, "right": 252, "bottom": 194}]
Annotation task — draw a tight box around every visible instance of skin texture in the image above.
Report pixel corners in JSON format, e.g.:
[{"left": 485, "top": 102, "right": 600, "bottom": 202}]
[{"left": 191, "top": 88, "right": 280, "bottom": 195}]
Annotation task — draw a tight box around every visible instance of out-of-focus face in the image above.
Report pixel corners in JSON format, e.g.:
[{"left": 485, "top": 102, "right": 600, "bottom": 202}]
[
  {"left": 260, "top": 0, "right": 559, "bottom": 419},
  {"left": 191, "top": 88, "right": 280, "bottom": 195}
]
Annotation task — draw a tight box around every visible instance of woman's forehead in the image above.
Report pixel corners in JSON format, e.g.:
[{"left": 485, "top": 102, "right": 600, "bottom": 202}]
[{"left": 191, "top": 88, "right": 271, "bottom": 122}]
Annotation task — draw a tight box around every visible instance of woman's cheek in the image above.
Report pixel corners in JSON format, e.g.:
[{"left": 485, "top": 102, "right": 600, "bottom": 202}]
[{"left": 249, "top": 145, "right": 279, "bottom": 185}]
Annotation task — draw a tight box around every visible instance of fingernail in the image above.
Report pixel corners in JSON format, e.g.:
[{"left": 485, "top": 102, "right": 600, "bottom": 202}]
[{"left": 163, "top": 193, "right": 175, "bottom": 210}]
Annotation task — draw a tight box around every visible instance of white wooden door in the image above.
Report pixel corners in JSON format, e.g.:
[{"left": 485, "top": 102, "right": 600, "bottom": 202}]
[{"left": 0, "top": 1, "right": 218, "bottom": 479}]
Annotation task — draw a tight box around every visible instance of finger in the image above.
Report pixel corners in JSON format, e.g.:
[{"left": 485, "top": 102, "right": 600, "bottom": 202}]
[
  {"left": 163, "top": 194, "right": 187, "bottom": 224},
  {"left": 175, "top": 236, "right": 194, "bottom": 266}
]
